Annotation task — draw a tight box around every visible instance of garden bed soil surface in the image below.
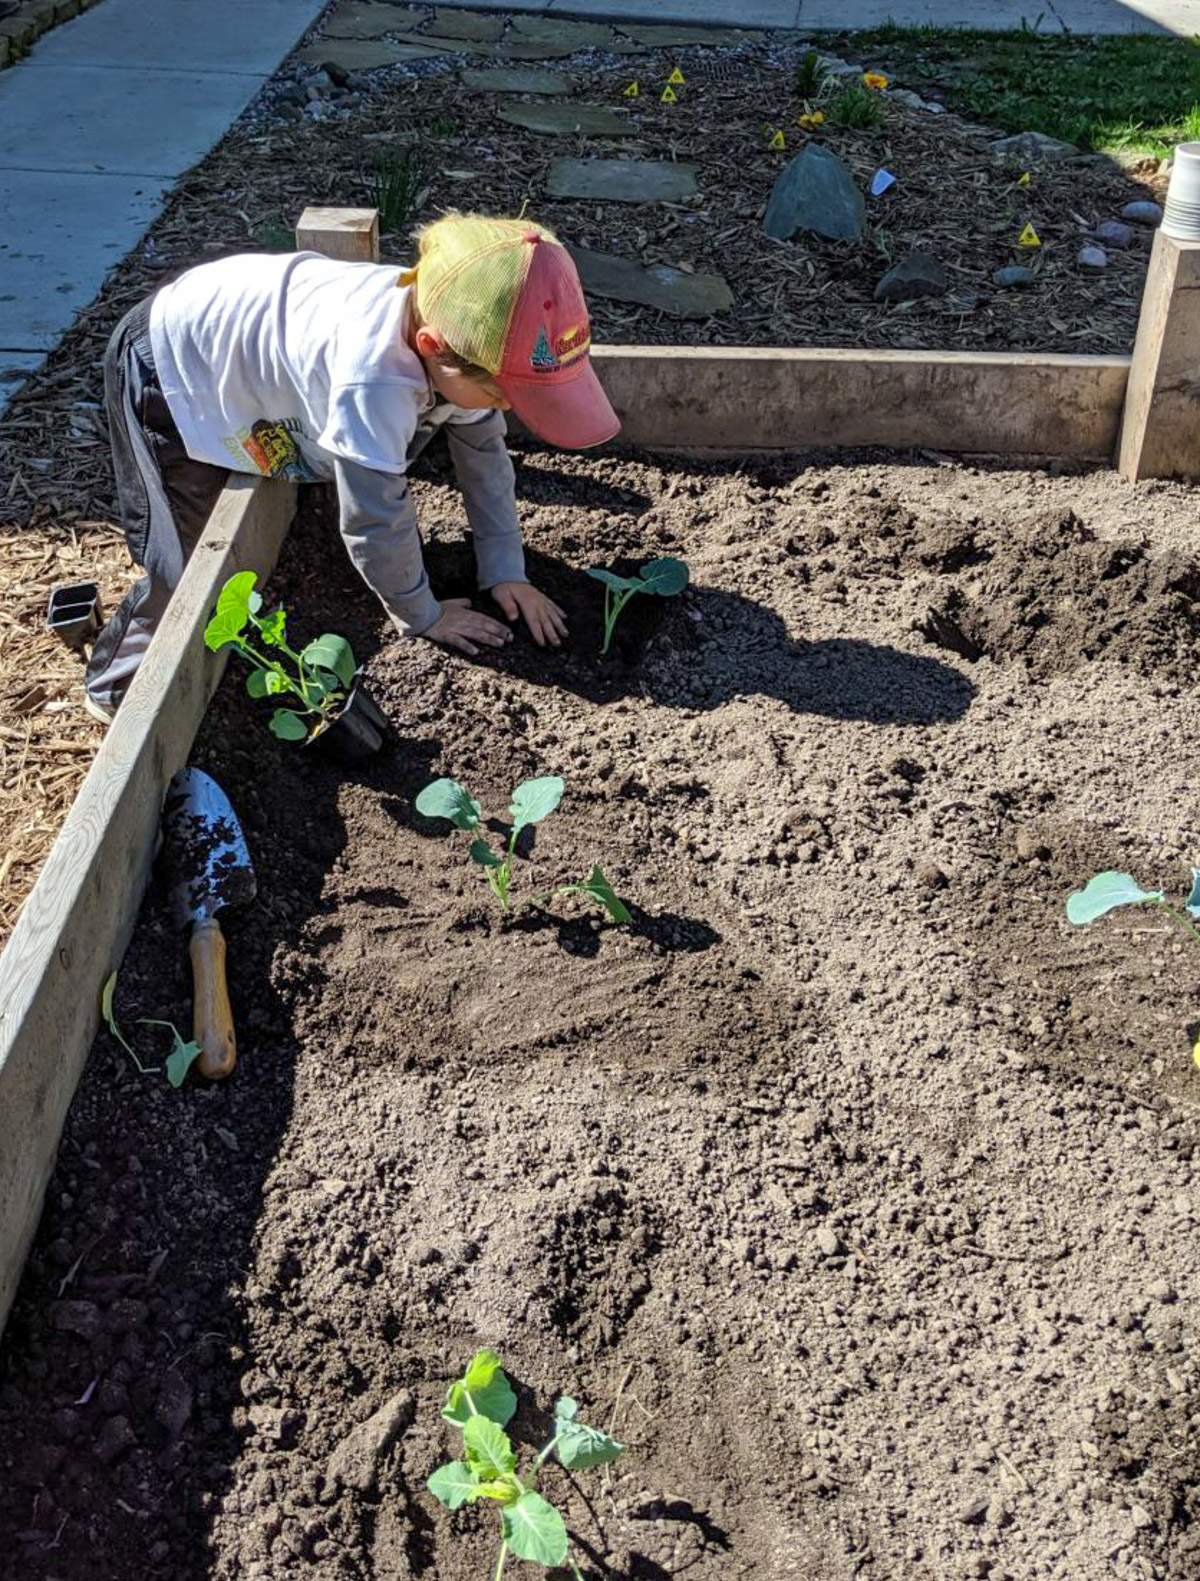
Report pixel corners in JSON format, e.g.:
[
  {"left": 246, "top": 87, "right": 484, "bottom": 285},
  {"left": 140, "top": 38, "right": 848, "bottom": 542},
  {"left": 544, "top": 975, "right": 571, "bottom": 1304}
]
[{"left": 3, "top": 446, "right": 1200, "bottom": 1581}]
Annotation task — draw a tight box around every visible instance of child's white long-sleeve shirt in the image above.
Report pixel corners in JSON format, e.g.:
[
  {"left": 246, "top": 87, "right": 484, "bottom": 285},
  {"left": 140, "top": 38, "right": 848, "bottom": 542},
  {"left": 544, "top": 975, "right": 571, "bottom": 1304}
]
[{"left": 148, "top": 251, "right": 525, "bottom": 634}]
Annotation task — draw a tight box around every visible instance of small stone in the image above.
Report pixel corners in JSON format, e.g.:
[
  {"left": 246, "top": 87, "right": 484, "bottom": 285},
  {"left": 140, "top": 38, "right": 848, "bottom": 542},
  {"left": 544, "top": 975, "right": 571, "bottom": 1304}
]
[
  {"left": 917, "top": 862, "right": 948, "bottom": 889},
  {"left": 1148, "top": 1278, "right": 1175, "bottom": 1303},
  {"left": 1077, "top": 244, "right": 1108, "bottom": 273},
  {"left": 214, "top": 1126, "right": 240, "bottom": 1152},
  {"left": 764, "top": 145, "right": 866, "bottom": 242},
  {"left": 991, "top": 130, "right": 1077, "bottom": 162},
  {"left": 874, "top": 249, "right": 946, "bottom": 302},
  {"left": 1122, "top": 200, "right": 1163, "bottom": 226},
  {"left": 1095, "top": 219, "right": 1134, "bottom": 248},
  {"left": 1130, "top": 1504, "right": 1154, "bottom": 1530},
  {"left": 958, "top": 1496, "right": 989, "bottom": 1525},
  {"left": 816, "top": 1222, "right": 841, "bottom": 1257},
  {"left": 325, "top": 1391, "right": 414, "bottom": 1495},
  {"left": 322, "top": 60, "right": 352, "bottom": 88},
  {"left": 992, "top": 266, "right": 1034, "bottom": 288},
  {"left": 94, "top": 1414, "right": 138, "bottom": 1465},
  {"left": 49, "top": 1300, "right": 103, "bottom": 1341}
]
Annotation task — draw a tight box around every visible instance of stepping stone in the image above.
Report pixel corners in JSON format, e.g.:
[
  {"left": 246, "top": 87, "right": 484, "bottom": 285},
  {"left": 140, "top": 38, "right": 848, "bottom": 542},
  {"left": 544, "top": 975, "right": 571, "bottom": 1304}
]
[
  {"left": 499, "top": 103, "right": 635, "bottom": 137},
  {"left": 324, "top": 2, "right": 417, "bottom": 41},
  {"left": 619, "top": 23, "right": 761, "bottom": 45},
  {"left": 510, "top": 16, "right": 618, "bottom": 48},
  {"left": 297, "top": 38, "right": 444, "bottom": 69},
  {"left": 570, "top": 246, "right": 732, "bottom": 319},
  {"left": 991, "top": 130, "right": 1077, "bottom": 162},
  {"left": 764, "top": 145, "right": 865, "bottom": 243},
  {"left": 548, "top": 158, "right": 699, "bottom": 203},
  {"left": 432, "top": 7, "right": 504, "bottom": 42},
  {"left": 461, "top": 66, "right": 573, "bottom": 95},
  {"left": 874, "top": 250, "right": 946, "bottom": 302}
]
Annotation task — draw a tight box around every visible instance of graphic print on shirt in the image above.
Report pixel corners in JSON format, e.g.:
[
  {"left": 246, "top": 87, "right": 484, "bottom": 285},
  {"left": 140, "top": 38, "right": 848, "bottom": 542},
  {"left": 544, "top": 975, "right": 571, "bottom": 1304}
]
[{"left": 222, "top": 416, "right": 317, "bottom": 481}]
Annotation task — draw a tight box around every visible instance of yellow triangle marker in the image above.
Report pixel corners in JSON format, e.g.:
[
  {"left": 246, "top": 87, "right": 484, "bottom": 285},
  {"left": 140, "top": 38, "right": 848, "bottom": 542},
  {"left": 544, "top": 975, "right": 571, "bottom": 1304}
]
[
  {"left": 667, "top": 67, "right": 685, "bottom": 85},
  {"left": 1018, "top": 222, "right": 1041, "bottom": 247},
  {"left": 622, "top": 80, "right": 639, "bottom": 98},
  {"left": 660, "top": 84, "right": 677, "bottom": 104},
  {"left": 1017, "top": 170, "right": 1032, "bottom": 187},
  {"left": 768, "top": 128, "right": 785, "bottom": 150}
]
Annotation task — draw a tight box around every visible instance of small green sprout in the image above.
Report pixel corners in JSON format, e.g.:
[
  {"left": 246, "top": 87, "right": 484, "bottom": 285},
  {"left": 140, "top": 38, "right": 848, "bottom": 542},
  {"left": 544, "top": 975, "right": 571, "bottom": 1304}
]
[
  {"left": 585, "top": 557, "right": 689, "bottom": 656},
  {"left": 428, "top": 1350, "right": 624, "bottom": 1581},
  {"left": 1066, "top": 867, "right": 1200, "bottom": 1069},
  {"left": 415, "top": 776, "right": 630, "bottom": 921},
  {"left": 204, "top": 571, "right": 356, "bottom": 743},
  {"left": 101, "top": 971, "right": 202, "bottom": 1087}
]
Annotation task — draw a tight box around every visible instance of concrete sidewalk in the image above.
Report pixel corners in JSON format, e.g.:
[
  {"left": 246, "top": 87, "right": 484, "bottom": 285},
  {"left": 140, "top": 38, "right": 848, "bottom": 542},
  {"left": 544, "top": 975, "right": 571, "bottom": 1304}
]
[
  {"left": 434, "top": 0, "right": 1199, "bottom": 35},
  {"left": 0, "top": 0, "right": 325, "bottom": 411}
]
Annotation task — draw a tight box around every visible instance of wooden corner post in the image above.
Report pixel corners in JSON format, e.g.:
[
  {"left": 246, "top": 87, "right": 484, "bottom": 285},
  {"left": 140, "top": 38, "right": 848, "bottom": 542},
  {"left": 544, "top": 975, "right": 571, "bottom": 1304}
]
[
  {"left": 1117, "top": 230, "right": 1200, "bottom": 480},
  {"left": 295, "top": 206, "right": 380, "bottom": 262}
]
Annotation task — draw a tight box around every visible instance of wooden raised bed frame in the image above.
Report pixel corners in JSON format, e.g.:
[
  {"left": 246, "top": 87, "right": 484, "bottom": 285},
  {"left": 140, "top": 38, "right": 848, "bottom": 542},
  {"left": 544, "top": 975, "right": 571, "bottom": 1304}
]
[{"left": 0, "top": 208, "right": 1196, "bottom": 1335}]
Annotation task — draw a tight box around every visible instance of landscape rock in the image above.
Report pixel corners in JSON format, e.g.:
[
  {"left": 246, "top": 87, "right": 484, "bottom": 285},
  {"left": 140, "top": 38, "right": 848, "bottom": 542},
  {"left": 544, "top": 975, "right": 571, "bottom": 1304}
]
[
  {"left": 498, "top": 103, "right": 635, "bottom": 138},
  {"left": 547, "top": 158, "right": 699, "bottom": 204},
  {"left": 873, "top": 249, "right": 946, "bottom": 302},
  {"left": 1122, "top": 200, "right": 1163, "bottom": 226},
  {"left": 764, "top": 145, "right": 865, "bottom": 243},
  {"left": 570, "top": 246, "right": 732, "bottom": 319},
  {"left": 461, "top": 66, "right": 572, "bottom": 95},
  {"left": 991, "top": 130, "right": 1078, "bottom": 162},
  {"left": 992, "top": 265, "right": 1035, "bottom": 287},
  {"left": 1094, "top": 219, "right": 1134, "bottom": 248},
  {"left": 1077, "top": 244, "right": 1108, "bottom": 273},
  {"left": 431, "top": 6, "right": 505, "bottom": 41},
  {"left": 325, "top": 1390, "right": 414, "bottom": 1495}
]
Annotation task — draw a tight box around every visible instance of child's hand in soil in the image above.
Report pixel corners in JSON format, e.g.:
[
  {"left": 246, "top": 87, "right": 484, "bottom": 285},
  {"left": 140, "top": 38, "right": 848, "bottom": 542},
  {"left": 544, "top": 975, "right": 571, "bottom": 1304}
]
[
  {"left": 491, "top": 581, "right": 568, "bottom": 648},
  {"left": 425, "top": 598, "right": 514, "bottom": 656}
]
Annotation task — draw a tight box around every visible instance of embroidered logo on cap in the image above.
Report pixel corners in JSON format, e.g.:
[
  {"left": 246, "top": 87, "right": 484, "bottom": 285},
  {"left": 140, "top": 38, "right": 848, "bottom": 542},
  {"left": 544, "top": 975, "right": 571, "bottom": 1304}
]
[{"left": 530, "top": 327, "right": 559, "bottom": 370}]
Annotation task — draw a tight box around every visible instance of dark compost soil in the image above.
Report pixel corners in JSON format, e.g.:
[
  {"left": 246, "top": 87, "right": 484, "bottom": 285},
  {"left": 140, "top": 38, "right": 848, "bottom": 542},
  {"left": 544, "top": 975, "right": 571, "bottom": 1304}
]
[{"left": 2, "top": 446, "right": 1200, "bottom": 1581}]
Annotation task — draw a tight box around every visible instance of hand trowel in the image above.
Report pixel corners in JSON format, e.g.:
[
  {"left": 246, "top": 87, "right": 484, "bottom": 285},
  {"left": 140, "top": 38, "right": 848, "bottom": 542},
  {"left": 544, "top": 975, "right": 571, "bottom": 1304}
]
[{"left": 163, "top": 767, "right": 257, "bottom": 1079}]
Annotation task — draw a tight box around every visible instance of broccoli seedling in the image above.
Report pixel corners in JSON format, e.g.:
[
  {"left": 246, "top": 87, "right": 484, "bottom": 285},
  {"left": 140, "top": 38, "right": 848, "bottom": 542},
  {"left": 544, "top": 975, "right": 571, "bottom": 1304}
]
[
  {"left": 415, "top": 776, "right": 629, "bottom": 922},
  {"left": 203, "top": 571, "right": 356, "bottom": 743},
  {"left": 101, "top": 971, "right": 202, "bottom": 1087},
  {"left": 585, "top": 557, "right": 689, "bottom": 656},
  {"left": 1066, "top": 867, "right": 1200, "bottom": 1068},
  {"left": 427, "top": 1350, "right": 624, "bottom": 1581}
]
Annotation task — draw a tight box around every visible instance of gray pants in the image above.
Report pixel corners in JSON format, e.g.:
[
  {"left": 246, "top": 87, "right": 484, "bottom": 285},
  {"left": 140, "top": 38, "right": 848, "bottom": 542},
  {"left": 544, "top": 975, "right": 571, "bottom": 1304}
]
[{"left": 85, "top": 298, "right": 228, "bottom": 710}]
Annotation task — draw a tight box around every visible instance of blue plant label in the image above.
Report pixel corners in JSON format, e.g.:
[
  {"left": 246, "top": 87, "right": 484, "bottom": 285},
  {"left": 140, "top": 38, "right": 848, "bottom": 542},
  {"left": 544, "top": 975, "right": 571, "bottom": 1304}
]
[{"left": 871, "top": 168, "right": 896, "bottom": 197}]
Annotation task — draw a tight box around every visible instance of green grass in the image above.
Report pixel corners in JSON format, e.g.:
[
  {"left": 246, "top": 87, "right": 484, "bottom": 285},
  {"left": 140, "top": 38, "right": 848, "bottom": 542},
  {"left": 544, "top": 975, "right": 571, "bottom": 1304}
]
[
  {"left": 837, "top": 26, "right": 1200, "bottom": 157},
  {"left": 829, "top": 82, "right": 887, "bottom": 131}
]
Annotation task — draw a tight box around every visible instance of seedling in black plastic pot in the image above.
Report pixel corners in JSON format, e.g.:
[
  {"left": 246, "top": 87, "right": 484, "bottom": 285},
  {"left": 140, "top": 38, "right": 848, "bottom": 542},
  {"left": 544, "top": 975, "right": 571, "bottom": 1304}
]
[
  {"left": 415, "top": 775, "right": 629, "bottom": 921},
  {"left": 586, "top": 557, "right": 689, "bottom": 655},
  {"left": 204, "top": 571, "right": 385, "bottom": 760},
  {"left": 428, "top": 1349, "right": 624, "bottom": 1581},
  {"left": 1066, "top": 866, "right": 1200, "bottom": 1069}
]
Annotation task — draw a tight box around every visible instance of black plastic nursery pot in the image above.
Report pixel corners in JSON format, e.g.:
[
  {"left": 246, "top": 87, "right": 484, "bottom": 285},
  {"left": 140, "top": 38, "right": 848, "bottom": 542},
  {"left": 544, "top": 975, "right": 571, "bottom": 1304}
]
[
  {"left": 45, "top": 582, "right": 102, "bottom": 652},
  {"left": 306, "top": 674, "right": 388, "bottom": 766}
]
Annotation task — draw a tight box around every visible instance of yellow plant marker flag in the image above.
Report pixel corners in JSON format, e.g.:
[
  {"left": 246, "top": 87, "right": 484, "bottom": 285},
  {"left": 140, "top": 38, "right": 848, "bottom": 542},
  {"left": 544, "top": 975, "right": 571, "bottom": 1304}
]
[
  {"left": 768, "top": 128, "right": 785, "bottom": 150},
  {"left": 660, "top": 84, "right": 677, "bottom": 104},
  {"left": 1018, "top": 222, "right": 1041, "bottom": 247},
  {"left": 667, "top": 67, "right": 685, "bottom": 85},
  {"left": 1018, "top": 170, "right": 1032, "bottom": 187},
  {"left": 622, "top": 80, "right": 639, "bottom": 98}
]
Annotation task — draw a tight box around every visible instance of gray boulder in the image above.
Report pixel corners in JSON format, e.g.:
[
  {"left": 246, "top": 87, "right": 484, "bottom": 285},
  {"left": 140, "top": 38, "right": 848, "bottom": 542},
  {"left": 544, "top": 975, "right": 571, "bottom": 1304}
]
[
  {"left": 1094, "top": 219, "right": 1134, "bottom": 248},
  {"left": 764, "top": 145, "right": 865, "bottom": 243},
  {"left": 874, "top": 250, "right": 946, "bottom": 302}
]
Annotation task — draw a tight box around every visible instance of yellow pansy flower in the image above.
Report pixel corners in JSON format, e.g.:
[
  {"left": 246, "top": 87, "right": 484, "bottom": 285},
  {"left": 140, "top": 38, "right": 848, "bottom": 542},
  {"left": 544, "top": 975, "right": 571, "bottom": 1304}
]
[
  {"left": 798, "top": 111, "right": 826, "bottom": 131},
  {"left": 863, "top": 72, "right": 889, "bottom": 89}
]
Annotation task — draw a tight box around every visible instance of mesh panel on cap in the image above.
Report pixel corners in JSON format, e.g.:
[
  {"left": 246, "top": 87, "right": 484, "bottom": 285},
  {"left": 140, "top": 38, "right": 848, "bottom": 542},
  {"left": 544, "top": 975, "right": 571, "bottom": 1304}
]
[{"left": 416, "top": 215, "right": 558, "bottom": 375}]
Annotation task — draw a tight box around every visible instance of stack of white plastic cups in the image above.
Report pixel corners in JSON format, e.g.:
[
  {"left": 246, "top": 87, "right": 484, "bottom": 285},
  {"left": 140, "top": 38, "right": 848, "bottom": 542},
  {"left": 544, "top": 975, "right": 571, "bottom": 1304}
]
[{"left": 1163, "top": 143, "right": 1200, "bottom": 241}]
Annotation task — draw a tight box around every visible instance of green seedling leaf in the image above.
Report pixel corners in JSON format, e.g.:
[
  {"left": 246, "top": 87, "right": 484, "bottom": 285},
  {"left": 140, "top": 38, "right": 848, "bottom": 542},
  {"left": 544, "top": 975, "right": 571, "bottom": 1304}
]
[
  {"left": 580, "top": 866, "right": 631, "bottom": 924},
  {"left": 442, "top": 1351, "right": 517, "bottom": 1427},
  {"left": 586, "top": 568, "right": 638, "bottom": 592},
  {"left": 417, "top": 778, "right": 483, "bottom": 832},
  {"left": 464, "top": 1349, "right": 504, "bottom": 1390},
  {"left": 164, "top": 1032, "right": 203, "bottom": 1089},
  {"left": 258, "top": 607, "right": 287, "bottom": 647},
  {"left": 472, "top": 1477, "right": 520, "bottom": 1504},
  {"left": 509, "top": 775, "right": 565, "bottom": 835},
  {"left": 101, "top": 970, "right": 118, "bottom": 1032},
  {"left": 637, "top": 556, "right": 690, "bottom": 597},
  {"left": 303, "top": 634, "right": 356, "bottom": 689},
  {"left": 552, "top": 1395, "right": 625, "bottom": 1469},
  {"left": 204, "top": 570, "right": 261, "bottom": 649},
  {"left": 502, "top": 1491, "right": 568, "bottom": 1567},
  {"left": 463, "top": 1416, "right": 516, "bottom": 1478},
  {"left": 428, "top": 1461, "right": 478, "bottom": 1510},
  {"left": 1187, "top": 868, "right": 1200, "bottom": 919},
  {"left": 246, "top": 667, "right": 290, "bottom": 700},
  {"left": 1066, "top": 871, "right": 1164, "bottom": 925},
  {"left": 471, "top": 839, "right": 503, "bottom": 869},
  {"left": 269, "top": 709, "right": 309, "bottom": 742}
]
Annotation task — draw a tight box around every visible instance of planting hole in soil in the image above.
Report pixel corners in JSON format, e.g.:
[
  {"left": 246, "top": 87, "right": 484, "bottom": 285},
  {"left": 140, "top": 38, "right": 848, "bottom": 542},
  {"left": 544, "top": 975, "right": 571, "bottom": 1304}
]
[{"left": 3, "top": 447, "right": 1200, "bottom": 1581}]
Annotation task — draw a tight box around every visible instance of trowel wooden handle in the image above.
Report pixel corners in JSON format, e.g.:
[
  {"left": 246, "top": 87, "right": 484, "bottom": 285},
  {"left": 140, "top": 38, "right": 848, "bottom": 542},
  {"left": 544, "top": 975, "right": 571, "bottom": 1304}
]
[{"left": 189, "top": 916, "right": 236, "bottom": 1079}]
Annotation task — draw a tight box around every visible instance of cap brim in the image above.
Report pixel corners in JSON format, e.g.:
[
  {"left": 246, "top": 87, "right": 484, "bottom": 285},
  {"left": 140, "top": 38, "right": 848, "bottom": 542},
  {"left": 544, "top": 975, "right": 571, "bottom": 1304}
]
[{"left": 496, "top": 355, "right": 620, "bottom": 450}]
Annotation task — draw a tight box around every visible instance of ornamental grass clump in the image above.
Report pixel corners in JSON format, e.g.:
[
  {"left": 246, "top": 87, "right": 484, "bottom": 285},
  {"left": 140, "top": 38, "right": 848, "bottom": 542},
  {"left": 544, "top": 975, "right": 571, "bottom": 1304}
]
[
  {"left": 428, "top": 1350, "right": 624, "bottom": 1581},
  {"left": 1066, "top": 866, "right": 1200, "bottom": 1068}
]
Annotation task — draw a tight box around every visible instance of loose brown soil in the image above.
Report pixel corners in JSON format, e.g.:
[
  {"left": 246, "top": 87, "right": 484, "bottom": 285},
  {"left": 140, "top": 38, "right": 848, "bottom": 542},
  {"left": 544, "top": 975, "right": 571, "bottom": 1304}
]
[{"left": 3, "top": 445, "right": 1200, "bottom": 1581}]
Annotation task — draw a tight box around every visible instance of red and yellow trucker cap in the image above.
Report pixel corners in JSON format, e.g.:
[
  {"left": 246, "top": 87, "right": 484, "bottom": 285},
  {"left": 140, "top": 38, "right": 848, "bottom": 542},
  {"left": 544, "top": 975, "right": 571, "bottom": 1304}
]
[{"left": 404, "top": 214, "right": 619, "bottom": 450}]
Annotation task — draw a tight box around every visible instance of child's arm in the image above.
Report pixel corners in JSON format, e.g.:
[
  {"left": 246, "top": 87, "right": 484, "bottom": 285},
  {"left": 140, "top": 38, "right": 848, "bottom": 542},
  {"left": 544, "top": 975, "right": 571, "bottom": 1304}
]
[
  {"left": 334, "top": 459, "right": 513, "bottom": 654},
  {"left": 445, "top": 411, "right": 567, "bottom": 648}
]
